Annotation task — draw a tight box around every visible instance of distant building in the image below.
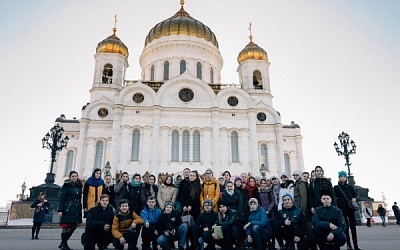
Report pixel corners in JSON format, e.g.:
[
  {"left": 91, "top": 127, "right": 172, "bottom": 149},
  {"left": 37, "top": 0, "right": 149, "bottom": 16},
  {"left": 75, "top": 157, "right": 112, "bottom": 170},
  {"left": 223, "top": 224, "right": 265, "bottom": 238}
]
[{"left": 52, "top": 2, "right": 304, "bottom": 182}]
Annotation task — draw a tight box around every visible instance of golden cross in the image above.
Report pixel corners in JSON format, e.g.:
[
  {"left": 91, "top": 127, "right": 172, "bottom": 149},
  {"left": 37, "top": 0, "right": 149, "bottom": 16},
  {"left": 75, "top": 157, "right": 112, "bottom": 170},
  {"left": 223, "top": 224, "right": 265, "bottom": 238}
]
[
  {"left": 248, "top": 22, "right": 253, "bottom": 42},
  {"left": 114, "top": 14, "right": 117, "bottom": 29}
]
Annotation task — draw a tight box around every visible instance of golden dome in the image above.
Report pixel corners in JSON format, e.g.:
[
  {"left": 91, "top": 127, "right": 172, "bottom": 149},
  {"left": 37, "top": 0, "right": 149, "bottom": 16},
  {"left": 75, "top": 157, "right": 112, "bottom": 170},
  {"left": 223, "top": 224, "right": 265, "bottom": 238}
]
[
  {"left": 96, "top": 28, "right": 129, "bottom": 57},
  {"left": 237, "top": 39, "right": 268, "bottom": 64},
  {"left": 145, "top": 1, "right": 219, "bottom": 48}
]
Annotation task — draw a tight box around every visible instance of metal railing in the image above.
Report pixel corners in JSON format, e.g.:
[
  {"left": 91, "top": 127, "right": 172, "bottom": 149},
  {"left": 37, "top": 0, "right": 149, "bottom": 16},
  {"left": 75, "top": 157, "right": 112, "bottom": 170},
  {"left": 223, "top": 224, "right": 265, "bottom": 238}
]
[{"left": 0, "top": 211, "right": 10, "bottom": 226}]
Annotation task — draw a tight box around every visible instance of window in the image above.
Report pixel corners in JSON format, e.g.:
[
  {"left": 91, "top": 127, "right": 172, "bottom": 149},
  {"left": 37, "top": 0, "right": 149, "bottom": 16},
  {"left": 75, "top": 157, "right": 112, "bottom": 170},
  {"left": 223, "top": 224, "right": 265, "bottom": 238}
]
[
  {"left": 182, "top": 131, "right": 190, "bottom": 162},
  {"left": 231, "top": 132, "right": 239, "bottom": 162},
  {"left": 131, "top": 129, "right": 140, "bottom": 161},
  {"left": 180, "top": 60, "right": 186, "bottom": 74},
  {"left": 253, "top": 70, "right": 262, "bottom": 89},
  {"left": 94, "top": 141, "right": 104, "bottom": 169},
  {"left": 193, "top": 131, "right": 200, "bottom": 162},
  {"left": 196, "top": 62, "right": 202, "bottom": 79},
  {"left": 210, "top": 67, "right": 214, "bottom": 83},
  {"left": 284, "top": 153, "right": 290, "bottom": 173},
  {"left": 260, "top": 144, "right": 268, "bottom": 170},
  {"left": 102, "top": 64, "right": 113, "bottom": 83},
  {"left": 151, "top": 65, "right": 155, "bottom": 81},
  {"left": 163, "top": 61, "right": 169, "bottom": 80},
  {"left": 65, "top": 150, "right": 74, "bottom": 175},
  {"left": 171, "top": 130, "right": 179, "bottom": 162}
]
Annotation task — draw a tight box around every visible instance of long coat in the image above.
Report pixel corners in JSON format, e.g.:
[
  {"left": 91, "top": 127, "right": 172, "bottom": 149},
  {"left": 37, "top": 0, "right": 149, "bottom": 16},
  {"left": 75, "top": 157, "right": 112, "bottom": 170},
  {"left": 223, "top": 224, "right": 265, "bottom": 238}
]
[
  {"left": 308, "top": 177, "right": 337, "bottom": 209},
  {"left": 157, "top": 184, "right": 177, "bottom": 210},
  {"left": 57, "top": 179, "right": 83, "bottom": 224},
  {"left": 334, "top": 183, "right": 357, "bottom": 213},
  {"left": 31, "top": 199, "right": 50, "bottom": 223},
  {"left": 293, "top": 179, "right": 308, "bottom": 213}
]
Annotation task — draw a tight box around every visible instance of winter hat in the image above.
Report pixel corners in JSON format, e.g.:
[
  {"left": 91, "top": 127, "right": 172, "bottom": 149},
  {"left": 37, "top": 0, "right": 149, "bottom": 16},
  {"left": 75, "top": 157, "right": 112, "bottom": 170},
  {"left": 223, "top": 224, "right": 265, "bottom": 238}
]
[
  {"left": 164, "top": 201, "right": 174, "bottom": 209},
  {"left": 234, "top": 176, "right": 243, "bottom": 183},
  {"left": 281, "top": 193, "right": 293, "bottom": 201},
  {"left": 248, "top": 198, "right": 259, "bottom": 206},
  {"left": 218, "top": 176, "right": 225, "bottom": 180},
  {"left": 269, "top": 175, "right": 278, "bottom": 182},
  {"left": 203, "top": 199, "right": 213, "bottom": 207},
  {"left": 338, "top": 171, "right": 347, "bottom": 178},
  {"left": 218, "top": 199, "right": 229, "bottom": 207},
  {"left": 281, "top": 172, "right": 289, "bottom": 178},
  {"left": 205, "top": 168, "right": 213, "bottom": 174},
  {"left": 292, "top": 170, "right": 302, "bottom": 176}
]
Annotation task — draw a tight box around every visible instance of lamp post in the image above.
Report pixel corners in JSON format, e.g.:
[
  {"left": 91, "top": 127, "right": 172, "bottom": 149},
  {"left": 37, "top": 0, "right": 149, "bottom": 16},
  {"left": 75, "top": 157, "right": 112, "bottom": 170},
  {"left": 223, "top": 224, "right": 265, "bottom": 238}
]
[
  {"left": 104, "top": 161, "right": 111, "bottom": 176},
  {"left": 260, "top": 163, "right": 267, "bottom": 179},
  {"left": 334, "top": 131, "right": 356, "bottom": 177},
  {"left": 41, "top": 124, "right": 69, "bottom": 184}
]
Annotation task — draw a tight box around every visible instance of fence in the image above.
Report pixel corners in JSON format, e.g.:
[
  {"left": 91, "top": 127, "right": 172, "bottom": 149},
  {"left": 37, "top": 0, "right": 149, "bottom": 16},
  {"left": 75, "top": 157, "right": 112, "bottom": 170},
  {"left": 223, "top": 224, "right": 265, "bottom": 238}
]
[{"left": 0, "top": 211, "right": 10, "bottom": 226}]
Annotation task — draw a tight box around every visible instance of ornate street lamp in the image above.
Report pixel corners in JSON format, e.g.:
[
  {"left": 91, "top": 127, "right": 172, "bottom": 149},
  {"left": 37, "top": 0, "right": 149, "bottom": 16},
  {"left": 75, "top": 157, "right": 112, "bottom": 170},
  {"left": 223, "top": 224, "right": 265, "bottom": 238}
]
[
  {"left": 334, "top": 131, "right": 356, "bottom": 176},
  {"left": 104, "top": 161, "right": 111, "bottom": 176},
  {"left": 260, "top": 163, "right": 267, "bottom": 179},
  {"left": 42, "top": 124, "right": 69, "bottom": 184}
]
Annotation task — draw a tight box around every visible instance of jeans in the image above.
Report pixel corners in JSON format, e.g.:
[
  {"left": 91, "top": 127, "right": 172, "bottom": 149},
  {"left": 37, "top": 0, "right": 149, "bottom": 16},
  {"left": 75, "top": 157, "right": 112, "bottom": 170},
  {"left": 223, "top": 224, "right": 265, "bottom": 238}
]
[
  {"left": 380, "top": 215, "right": 386, "bottom": 226},
  {"left": 157, "top": 223, "right": 188, "bottom": 249},
  {"left": 312, "top": 224, "right": 346, "bottom": 250},
  {"left": 244, "top": 225, "right": 272, "bottom": 249}
]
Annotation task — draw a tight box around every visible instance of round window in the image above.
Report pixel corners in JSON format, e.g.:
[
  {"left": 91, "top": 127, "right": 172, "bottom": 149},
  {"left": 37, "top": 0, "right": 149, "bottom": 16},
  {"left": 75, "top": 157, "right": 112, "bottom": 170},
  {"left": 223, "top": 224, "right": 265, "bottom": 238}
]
[
  {"left": 227, "top": 96, "right": 238, "bottom": 106},
  {"left": 133, "top": 93, "right": 144, "bottom": 103},
  {"left": 257, "top": 112, "right": 267, "bottom": 121},
  {"left": 179, "top": 88, "right": 194, "bottom": 102},
  {"left": 98, "top": 108, "right": 108, "bottom": 117}
]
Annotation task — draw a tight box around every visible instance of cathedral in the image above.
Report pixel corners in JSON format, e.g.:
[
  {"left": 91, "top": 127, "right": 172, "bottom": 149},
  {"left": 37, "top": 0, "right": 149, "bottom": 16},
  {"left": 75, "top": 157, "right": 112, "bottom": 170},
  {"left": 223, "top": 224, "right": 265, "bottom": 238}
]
[{"left": 53, "top": 1, "right": 304, "bottom": 183}]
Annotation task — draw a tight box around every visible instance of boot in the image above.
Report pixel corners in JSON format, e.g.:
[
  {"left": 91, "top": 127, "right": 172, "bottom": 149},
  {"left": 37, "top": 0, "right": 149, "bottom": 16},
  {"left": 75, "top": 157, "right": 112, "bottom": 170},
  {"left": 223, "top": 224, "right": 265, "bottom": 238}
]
[
  {"left": 31, "top": 227, "right": 35, "bottom": 239},
  {"left": 58, "top": 233, "right": 64, "bottom": 249},
  {"left": 354, "top": 245, "right": 362, "bottom": 250},
  {"left": 61, "top": 232, "right": 72, "bottom": 250},
  {"left": 347, "top": 241, "right": 354, "bottom": 250},
  {"left": 35, "top": 227, "right": 40, "bottom": 239}
]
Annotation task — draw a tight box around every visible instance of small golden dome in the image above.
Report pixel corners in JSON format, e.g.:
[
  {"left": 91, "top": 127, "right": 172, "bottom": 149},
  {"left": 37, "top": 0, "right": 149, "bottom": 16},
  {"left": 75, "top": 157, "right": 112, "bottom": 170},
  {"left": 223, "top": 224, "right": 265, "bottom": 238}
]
[
  {"left": 96, "top": 28, "right": 129, "bottom": 57},
  {"left": 145, "top": 1, "right": 219, "bottom": 48},
  {"left": 237, "top": 40, "right": 268, "bottom": 64}
]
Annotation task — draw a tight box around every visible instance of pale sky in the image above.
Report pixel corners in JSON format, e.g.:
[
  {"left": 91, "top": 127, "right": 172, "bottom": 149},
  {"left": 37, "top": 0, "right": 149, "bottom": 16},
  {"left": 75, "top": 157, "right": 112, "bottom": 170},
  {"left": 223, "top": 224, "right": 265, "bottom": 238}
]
[{"left": 1, "top": 0, "right": 399, "bottom": 210}]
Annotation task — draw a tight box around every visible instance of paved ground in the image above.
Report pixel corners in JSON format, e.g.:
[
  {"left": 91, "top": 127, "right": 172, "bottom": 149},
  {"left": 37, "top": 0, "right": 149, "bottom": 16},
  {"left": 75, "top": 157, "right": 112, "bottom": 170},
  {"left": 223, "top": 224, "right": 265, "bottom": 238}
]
[{"left": 0, "top": 224, "right": 399, "bottom": 250}]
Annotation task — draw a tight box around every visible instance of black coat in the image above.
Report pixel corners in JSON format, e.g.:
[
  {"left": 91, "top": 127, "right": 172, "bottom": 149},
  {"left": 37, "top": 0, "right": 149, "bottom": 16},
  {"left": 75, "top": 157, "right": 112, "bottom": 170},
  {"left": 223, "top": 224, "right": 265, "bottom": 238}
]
[
  {"left": 308, "top": 178, "right": 337, "bottom": 209},
  {"left": 128, "top": 184, "right": 143, "bottom": 214},
  {"left": 177, "top": 178, "right": 191, "bottom": 204},
  {"left": 221, "top": 190, "right": 243, "bottom": 220},
  {"left": 334, "top": 183, "right": 357, "bottom": 212},
  {"left": 140, "top": 183, "right": 159, "bottom": 205},
  {"left": 85, "top": 204, "right": 114, "bottom": 232},
  {"left": 57, "top": 179, "right": 83, "bottom": 224},
  {"left": 278, "top": 205, "right": 306, "bottom": 237},
  {"left": 196, "top": 210, "right": 218, "bottom": 231},
  {"left": 216, "top": 208, "right": 240, "bottom": 238},
  {"left": 156, "top": 210, "right": 182, "bottom": 236},
  {"left": 312, "top": 205, "right": 346, "bottom": 236},
  {"left": 102, "top": 184, "right": 115, "bottom": 207},
  {"left": 236, "top": 186, "right": 250, "bottom": 220},
  {"left": 178, "top": 180, "right": 201, "bottom": 220}
]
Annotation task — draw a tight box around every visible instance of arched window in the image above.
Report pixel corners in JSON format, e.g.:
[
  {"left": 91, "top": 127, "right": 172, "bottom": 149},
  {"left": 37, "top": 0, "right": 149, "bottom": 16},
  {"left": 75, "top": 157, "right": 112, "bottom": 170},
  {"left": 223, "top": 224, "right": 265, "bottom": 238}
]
[
  {"left": 151, "top": 65, "right": 155, "bottom": 81},
  {"left": 65, "top": 150, "right": 74, "bottom": 175},
  {"left": 210, "top": 67, "right": 214, "bottom": 83},
  {"left": 171, "top": 130, "right": 179, "bottom": 162},
  {"left": 196, "top": 62, "right": 202, "bottom": 79},
  {"left": 231, "top": 131, "right": 239, "bottom": 162},
  {"left": 164, "top": 61, "right": 169, "bottom": 80},
  {"left": 102, "top": 64, "right": 113, "bottom": 83},
  {"left": 253, "top": 70, "right": 262, "bottom": 89},
  {"left": 193, "top": 130, "right": 200, "bottom": 162},
  {"left": 182, "top": 130, "right": 190, "bottom": 162},
  {"left": 284, "top": 153, "right": 290, "bottom": 173},
  {"left": 94, "top": 141, "right": 104, "bottom": 169},
  {"left": 180, "top": 60, "right": 186, "bottom": 74},
  {"left": 131, "top": 129, "right": 140, "bottom": 161},
  {"left": 260, "top": 144, "right": 268, "bottom": 170}
]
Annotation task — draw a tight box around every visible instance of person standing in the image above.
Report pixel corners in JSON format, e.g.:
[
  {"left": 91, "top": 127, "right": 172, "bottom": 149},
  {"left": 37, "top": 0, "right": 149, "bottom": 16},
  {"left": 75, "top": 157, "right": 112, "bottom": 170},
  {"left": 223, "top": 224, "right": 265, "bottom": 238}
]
[
  {"left": 83, "top": 168, "right": 104, "bottom": 218},
  {"left": 309, "top": 166, "right": 336, "bottom": 214},
  {"left": 30, "top": 192, "right": 50, "bottom": 239},
  {"left": 177, "top": 168, "right": 191, "bottom": 212},
  {"left": 392, "top": 202, "right": 400, "bottom": 225},
  {"left": 245, "top": 177, "right": 260, "bottom": 201},
  {"left": 312, "top": 191, "right": 346, "bottom": 250},
  {"left": 200, "top": 168, "right": 220, "bottom": 212},
  {"left": 363, "top": 204, "right": 372, "bottom": 227},
  {"left": 334, "top": 171, "right": 361, "bottom": 250},
  {"left": 292, "top": 170, "right": 308, "bottom": 214},
  {"left": 129, "top": 173, "right": 143, "bottom": 215},
  {"left": 157, "top": 175, "right": 177, "bottom": 210},
  {"left": 85, "top": 194, "right": 114, "bottom": 250},
  {"left": 102, "top": 174, "right": 115, "bottom": 208},
  {"left": 57, "top": 171, "right": 83, "bottom": 250},
  {"left": 180, "top": 170, "right": 202, "bottom": 221},
  {"left": 141, "top": 175, "right": 159, "bottom": 207},
  {"left": 377, "top": 204, "right": 387, "bottom": 227},
  {"left": 114, "top": 172, "right": 130, "bottom": 211}
]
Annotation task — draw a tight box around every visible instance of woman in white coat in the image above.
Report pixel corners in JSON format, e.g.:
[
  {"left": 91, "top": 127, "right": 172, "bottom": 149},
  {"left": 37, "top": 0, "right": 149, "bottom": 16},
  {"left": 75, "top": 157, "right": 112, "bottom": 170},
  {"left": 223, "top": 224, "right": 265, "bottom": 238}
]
[
  {"left": 157, "top": 175, "right": 177, "bottom": 210},
  {"left": 363, "top": 204, "right": 372, "bottom": 227}
]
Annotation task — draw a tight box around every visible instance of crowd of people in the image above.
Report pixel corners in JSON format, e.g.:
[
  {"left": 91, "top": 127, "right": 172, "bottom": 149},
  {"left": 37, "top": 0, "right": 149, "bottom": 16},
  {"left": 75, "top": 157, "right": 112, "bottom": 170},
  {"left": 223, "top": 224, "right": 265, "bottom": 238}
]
[{"left": 30, "top": 165, "right": 373, "bottom": 250}]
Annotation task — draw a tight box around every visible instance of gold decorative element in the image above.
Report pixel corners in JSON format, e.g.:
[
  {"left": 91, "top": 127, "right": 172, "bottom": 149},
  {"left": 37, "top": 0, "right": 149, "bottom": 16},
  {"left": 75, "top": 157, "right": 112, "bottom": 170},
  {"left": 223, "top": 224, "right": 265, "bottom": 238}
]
[
  {"left": 145, "top": 1, "right": 219, "bottom": 48},
  {"left": 237, "top": 23, "right": 268, "bottom": 63},
  {"left": 96, "top": 15, "right": 129, "bottom": 57}
]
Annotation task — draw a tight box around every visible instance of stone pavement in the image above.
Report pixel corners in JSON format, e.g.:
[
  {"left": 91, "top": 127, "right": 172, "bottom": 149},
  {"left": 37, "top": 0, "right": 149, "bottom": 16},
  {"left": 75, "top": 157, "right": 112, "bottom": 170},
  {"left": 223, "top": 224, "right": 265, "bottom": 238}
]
[{"left": 0, "top": 225, "right": 399, "bottom": 250}]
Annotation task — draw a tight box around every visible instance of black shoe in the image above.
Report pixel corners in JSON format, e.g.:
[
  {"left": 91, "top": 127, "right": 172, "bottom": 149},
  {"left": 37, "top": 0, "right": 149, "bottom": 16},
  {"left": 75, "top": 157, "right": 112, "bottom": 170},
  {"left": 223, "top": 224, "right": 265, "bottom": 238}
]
[
  {"left": 354, "top": 246, "right": 362, "bottom": 250},
  {"left": 31, "top": 236, "right": 34, "bottom": 240}
]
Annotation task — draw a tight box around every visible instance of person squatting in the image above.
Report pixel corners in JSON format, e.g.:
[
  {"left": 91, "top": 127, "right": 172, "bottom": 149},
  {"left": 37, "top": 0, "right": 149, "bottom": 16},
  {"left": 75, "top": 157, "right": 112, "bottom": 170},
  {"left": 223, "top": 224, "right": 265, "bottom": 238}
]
[{"left": 54, "top": 166, "right": 361, "bottom": 250}]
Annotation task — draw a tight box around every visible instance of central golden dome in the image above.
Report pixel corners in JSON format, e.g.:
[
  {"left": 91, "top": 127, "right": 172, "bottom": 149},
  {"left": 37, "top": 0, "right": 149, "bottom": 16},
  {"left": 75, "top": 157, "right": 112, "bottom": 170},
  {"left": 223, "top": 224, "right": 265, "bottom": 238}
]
[{"left": 145, "top": 1, "right": 219, "bottom": 48}]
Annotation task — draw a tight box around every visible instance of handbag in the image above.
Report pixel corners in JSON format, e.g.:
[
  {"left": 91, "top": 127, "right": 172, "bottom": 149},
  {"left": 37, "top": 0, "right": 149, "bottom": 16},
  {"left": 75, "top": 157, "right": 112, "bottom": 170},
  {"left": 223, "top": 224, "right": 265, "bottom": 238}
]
[
  {"left": 181, "top": 211, "right": 194, "bottom": 226},
  {"left": 338, "top": 185, "right": 359, "bottom": 210}
]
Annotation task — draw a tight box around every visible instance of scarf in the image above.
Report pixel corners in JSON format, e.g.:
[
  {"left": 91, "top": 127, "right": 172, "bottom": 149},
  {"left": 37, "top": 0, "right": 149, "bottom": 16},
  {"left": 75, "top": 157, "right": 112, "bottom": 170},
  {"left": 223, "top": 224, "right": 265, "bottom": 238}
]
[
  {"left": 130, "top": 177, "right": 142, "bottom": 187},
  {"left": 246, "top": 184, "right": 258, "bottom": 198},
  {"left": 226, "top": 189, "right": 234, "bottom": 196},
  {"left": 86, "top": 171, "right": 104, "bottom": 187}
]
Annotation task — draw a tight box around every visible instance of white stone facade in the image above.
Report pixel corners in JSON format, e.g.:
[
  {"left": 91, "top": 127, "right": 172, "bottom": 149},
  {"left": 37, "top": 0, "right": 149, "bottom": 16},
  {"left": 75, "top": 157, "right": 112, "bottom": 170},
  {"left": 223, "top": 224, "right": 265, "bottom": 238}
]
[{"left": 52, "top": 9, "right": 304, "bottom": 183}]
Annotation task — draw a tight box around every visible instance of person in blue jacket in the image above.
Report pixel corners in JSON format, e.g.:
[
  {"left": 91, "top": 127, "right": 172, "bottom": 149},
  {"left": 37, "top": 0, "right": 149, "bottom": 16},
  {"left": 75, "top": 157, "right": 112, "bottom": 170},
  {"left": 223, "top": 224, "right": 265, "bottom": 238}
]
[
  {"left": 30, "top": 192, "right": 50, "bottom": 239},
  {"left": 312, "top": 190, "right": 346, "bottom": 250},
  {"left": 243, "top": 198, "right": 272, "bottom": 250},
  {"left": 140, "top": 196, "right": 162, "bottom": 250},
  {"left": 277, "top": 193, "right": 307, "bottom": 250}
]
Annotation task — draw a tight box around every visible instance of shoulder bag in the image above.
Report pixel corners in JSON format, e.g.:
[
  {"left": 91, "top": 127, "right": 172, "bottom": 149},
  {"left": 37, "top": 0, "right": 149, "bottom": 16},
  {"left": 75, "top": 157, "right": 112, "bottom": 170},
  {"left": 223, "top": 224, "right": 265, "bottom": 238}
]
[{"left": 338, "top": 186, "right": 359, "bottom": 210}]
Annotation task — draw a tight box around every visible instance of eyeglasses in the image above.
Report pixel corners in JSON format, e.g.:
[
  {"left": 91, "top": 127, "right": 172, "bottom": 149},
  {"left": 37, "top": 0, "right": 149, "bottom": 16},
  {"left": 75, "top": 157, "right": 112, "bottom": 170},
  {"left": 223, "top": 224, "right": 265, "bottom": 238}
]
[{"left": 271, "top": 178, "right": 277, "bottom": 181}]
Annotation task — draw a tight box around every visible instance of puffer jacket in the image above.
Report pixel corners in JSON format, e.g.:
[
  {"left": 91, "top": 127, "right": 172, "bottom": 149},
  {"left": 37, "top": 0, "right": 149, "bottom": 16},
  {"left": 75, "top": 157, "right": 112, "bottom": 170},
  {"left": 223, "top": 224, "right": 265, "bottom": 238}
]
[
  {"left": 312, "top": 205, "right": 346, "bottom": 235},
  {"left": 86, "top": 203, "right": 114, "bottom": 232},
  {"left": 83, "top": 184, "right": 103, "bottom": 210},
  {"left": 157, "top": 184, "right": 177, "bottom": 210},
  {"left": 216, "top": 208, "right": 240, "bottom": 238},
  {"left": 293, "top": 179, "right": 308, "bottom": 213},
  {"left": 57, "top": 179, "right": 83, "bottom": 224},
  {"left": 200, "top": 178, "right": 220, "bottom": 211},
  {"left": 247, "top": 205, "right": 271, "bottom": 230},
  {"left": 278, "top": 204, "right": 306, "bottom": 237},
  {"left": 112, "top": 209, "right": 144, "bottom": 239}
]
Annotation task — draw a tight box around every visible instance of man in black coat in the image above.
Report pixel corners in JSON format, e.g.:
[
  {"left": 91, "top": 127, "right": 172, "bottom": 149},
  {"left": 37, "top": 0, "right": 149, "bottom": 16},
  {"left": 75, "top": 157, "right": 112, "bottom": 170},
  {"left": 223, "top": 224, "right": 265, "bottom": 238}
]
[
  {"left": 188, "top": 199, "right": 218, "bottom": 250},
  {"left": 84, "top": 194, "right": 115, "bottom": 250},
  {"left": 312, "top": 190, "right": 346, "bottom": 250}
]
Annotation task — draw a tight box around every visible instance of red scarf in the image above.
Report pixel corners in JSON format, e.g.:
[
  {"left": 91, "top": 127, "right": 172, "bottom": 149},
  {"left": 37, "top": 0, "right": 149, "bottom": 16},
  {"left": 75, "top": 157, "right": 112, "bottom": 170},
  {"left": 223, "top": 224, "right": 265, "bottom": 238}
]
[{"left": 245, "top": 183, "right": 258, "bottom": 198}]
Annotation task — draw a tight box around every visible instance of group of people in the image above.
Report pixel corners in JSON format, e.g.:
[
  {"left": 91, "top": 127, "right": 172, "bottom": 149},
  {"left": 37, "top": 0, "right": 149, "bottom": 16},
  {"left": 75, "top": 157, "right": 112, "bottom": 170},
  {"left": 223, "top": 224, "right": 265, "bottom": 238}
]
[{"left": 35, "top": 165, "right": 367, "bottom": 250}]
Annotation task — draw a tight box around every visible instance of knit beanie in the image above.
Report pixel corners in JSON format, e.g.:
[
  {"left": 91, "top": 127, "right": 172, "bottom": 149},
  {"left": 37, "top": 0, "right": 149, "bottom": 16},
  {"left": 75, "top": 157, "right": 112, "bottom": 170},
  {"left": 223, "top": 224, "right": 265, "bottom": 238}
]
[
  {"left": 292, "top": 169, "right": 303, "bottom": 176},
  {"left": 248, "top": 198, "right": 259, "bottom": 206},
  {"left": 281, "top": 172, "right": 289, "bottom": 178},
  {"left": 218, "top": 199, "right": 229, "bottom": 207},
  {"left": 164, "top": 201, "right": 174, "bottom": 210},
  {"left": 281, "top": 193, "right": 293, "bottom": 201},
  {"left": 234, "top": 176, "right": 243, "bottom": 183},
  {"left": 203, "top": 199, "right": 213, "bottom": 207},
  {"left": 338, "top": 171, "right": 347, "bottom": 178}
]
